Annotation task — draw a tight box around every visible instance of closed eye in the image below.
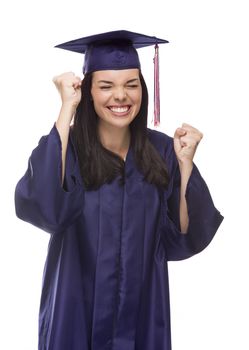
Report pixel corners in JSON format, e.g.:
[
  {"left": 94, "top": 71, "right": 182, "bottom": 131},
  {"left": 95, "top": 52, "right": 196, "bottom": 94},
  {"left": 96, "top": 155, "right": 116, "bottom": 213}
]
[
  {"left": 100, "top": 86, "right": 112, "bottom": 90},
  {"left": 126, "top": 84, "right": 139, "bottom": 88}
]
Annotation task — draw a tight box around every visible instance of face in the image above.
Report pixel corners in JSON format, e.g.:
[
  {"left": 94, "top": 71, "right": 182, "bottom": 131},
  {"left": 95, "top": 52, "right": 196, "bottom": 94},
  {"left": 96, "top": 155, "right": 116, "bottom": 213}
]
[{"left": 91, "top": 69, "right": 142, "bottom": 130}]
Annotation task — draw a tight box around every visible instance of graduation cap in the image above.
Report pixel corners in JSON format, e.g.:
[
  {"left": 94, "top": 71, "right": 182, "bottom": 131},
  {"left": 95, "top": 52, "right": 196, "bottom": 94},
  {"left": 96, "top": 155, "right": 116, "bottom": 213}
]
[{"left": 55, "top": 30, "right": 169, "bottom": 126}]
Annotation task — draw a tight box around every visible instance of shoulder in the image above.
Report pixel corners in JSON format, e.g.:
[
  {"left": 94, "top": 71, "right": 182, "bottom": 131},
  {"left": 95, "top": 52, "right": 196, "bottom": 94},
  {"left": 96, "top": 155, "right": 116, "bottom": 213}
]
[
  {"left": 147, "top": 128, "right": 174, "bottom": 156},
  {"left": 147, "top": 128, "right": 178, "bottom": 177}
]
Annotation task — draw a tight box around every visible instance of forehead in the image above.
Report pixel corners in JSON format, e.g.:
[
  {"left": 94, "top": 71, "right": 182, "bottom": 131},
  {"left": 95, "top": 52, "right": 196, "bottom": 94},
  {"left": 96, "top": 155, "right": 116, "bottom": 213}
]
[{"left": 92, "top": 68, "right": 140, "bottom": 82}]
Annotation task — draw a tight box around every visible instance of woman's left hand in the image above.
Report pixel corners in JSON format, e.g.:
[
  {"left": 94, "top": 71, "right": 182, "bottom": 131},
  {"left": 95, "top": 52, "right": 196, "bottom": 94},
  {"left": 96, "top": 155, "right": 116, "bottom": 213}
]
[{"left": 173, "top": 123, "right": 203, "bottom": 165}]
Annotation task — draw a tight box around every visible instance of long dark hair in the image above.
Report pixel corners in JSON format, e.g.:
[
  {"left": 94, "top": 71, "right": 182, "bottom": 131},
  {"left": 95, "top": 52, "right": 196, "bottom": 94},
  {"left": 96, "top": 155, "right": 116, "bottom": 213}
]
[{"left": 72, "top": 71, "right": 169, "bottom": 190}]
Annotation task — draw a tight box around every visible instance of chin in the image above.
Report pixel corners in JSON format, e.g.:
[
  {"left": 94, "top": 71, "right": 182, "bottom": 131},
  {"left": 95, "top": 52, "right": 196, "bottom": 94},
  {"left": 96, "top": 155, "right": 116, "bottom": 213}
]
[{"left": 100, "top": 113, "right": 137, "bottom": 129}]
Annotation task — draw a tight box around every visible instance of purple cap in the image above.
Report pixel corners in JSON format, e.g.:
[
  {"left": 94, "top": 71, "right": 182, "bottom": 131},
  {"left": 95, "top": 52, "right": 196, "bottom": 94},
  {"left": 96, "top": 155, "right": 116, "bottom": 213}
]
[{"left": 54, "top": 30, "right": 168, "bottom": 73}]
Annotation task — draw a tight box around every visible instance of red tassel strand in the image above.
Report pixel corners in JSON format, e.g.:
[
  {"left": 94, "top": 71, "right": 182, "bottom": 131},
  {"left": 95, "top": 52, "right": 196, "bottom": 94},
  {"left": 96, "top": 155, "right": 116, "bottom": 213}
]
[{"left": 153, "top": 44, "right": 160, "bottom": 126}]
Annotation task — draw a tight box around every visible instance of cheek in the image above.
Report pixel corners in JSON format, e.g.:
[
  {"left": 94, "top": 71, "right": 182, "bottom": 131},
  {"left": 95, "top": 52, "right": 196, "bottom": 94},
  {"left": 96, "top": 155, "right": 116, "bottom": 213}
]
[
  {"left": 134, "top": 92, "right": 142, "bottom": 110},
  {"left": 92, "top": 95, "right": 108, "bottom": 119},
  {"left": 92, "top": 90, "right": 111, "bottom": 106},
  {"left": 92, "top": 101, "right": 103, "bottom": 117},
  {"left": 91, "top": 92, "right": 103, "bottom": 111},
  {"left": 135, "top": 87, "right": 142, "bottom": 103}
]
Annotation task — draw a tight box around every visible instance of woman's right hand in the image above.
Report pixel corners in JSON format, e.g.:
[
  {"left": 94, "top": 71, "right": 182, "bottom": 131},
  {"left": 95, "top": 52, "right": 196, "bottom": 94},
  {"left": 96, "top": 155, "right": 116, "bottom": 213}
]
[{"left": 53, "top": 72, "right": 82, "bottom": 110}]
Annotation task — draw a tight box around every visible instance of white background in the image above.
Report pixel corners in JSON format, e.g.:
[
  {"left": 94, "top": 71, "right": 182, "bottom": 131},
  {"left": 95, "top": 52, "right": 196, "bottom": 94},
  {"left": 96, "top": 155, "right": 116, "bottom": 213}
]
[{"left": 0, "top": 0, "right": 248, "bottom": 349}]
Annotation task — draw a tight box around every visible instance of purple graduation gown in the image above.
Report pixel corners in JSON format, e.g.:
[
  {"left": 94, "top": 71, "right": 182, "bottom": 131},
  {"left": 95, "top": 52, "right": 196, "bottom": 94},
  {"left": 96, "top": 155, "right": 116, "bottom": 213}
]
[{"left": 15, "top": 125, "right": 223, "bottom": 350}]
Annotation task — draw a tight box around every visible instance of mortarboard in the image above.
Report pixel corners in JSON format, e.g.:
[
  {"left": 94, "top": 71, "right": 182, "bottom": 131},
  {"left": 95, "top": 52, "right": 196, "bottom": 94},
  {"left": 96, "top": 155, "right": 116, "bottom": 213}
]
[{"left": 55, "top": 30, "right": 169, "bottom": 126}]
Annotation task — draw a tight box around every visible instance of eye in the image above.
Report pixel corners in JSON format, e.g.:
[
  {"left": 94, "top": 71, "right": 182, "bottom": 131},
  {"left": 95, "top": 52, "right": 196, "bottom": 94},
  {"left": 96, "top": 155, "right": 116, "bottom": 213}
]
[
  {"left": 100, "top": 86, "right": 111, "bottom": 90},
  {"left": 126, "top": 84, "right": 139, "bottom": 89}
]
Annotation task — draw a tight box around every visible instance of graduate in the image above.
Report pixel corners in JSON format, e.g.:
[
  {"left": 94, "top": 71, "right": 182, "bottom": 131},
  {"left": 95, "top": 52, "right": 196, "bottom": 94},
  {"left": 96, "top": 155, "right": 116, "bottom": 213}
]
[{"left": 15, "top": 30, "right": 223, "bottom": 350}]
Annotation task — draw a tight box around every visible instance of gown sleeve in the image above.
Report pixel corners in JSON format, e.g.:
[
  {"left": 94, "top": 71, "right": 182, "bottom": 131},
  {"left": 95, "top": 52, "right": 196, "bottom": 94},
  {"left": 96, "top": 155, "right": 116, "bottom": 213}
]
[
  {"left": 14, "top": 124, "right": 84, "bottom": 234},
  {"left": 159, "top": 133, "right": 224, "bottom": 261}
]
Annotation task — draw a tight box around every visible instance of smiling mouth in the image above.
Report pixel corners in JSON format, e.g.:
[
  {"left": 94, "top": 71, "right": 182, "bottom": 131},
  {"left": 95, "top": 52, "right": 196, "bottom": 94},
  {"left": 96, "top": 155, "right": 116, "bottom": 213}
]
[{"left": 107, "top": 105, "right": 131, "bottom": 114}]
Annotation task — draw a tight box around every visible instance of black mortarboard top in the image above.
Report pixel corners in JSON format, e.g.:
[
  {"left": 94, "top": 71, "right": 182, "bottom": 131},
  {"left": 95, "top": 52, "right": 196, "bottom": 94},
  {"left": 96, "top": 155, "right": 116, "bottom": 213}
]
[{"left": 55, "top": 30, "right": 169, "bottom": 125}]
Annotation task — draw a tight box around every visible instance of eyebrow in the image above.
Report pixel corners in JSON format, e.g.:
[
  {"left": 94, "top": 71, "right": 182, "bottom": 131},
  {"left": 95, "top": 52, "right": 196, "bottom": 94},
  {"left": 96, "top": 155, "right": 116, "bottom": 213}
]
[{"left": 97, "top": 78, "right": 139, "bottom": 84}]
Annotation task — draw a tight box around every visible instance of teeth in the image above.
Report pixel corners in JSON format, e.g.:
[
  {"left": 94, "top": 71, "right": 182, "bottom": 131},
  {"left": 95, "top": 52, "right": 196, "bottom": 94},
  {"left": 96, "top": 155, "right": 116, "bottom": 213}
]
[{"left": 109, "top": 106, "right": 129, "bottom": 113}]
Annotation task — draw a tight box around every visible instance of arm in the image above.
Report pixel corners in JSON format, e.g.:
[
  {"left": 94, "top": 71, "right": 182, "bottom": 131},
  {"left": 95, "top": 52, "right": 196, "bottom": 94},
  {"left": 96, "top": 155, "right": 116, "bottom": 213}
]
[
  {"left": 14, "top": 72, "right": 83, "bottom": 234},
  {"left": 160, "top": 123, "right": 223, "bottom": 261},
  {"left": 164, "top": 160, "right": 223, "bottom": 261},
  {"left": 55, "top": 103, "right": 75, "bottom": 183},
  {"left": 173, "top": 123, "right": 203, "bottom": 233},
  {"left": 178, "top": 161, "right": 193, "bottom": 233},
  {"left": 14, "top": 125, "right": 84, "bottom": 234},
  {"left": 53, "top": 72, "right": 82, "bottom": 183}
]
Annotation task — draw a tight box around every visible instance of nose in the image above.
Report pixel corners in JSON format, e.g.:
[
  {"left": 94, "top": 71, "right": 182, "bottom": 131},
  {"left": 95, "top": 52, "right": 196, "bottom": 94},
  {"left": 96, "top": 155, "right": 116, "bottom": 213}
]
[{"left": 113, "top": 87, "right": 127, "bottom": 101}]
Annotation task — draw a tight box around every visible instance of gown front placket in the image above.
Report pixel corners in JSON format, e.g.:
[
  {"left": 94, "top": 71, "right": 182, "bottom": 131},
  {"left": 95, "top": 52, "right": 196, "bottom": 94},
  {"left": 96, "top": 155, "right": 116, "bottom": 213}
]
[{"left": 91, "top": 149, "right": 146, "bottom": 350}]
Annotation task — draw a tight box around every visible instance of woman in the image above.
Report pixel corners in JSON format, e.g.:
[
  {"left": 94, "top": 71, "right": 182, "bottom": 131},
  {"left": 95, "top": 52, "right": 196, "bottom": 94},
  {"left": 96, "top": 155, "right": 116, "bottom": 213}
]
[{"left": 15, "top": 31, "right": 223, "bottom": 350}]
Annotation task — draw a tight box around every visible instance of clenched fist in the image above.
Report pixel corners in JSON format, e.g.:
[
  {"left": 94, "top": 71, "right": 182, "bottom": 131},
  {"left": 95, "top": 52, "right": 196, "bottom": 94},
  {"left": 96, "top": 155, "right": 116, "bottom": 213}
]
[
  {"left": 174, "top": 123, "right": 203, "bottom": 164},
  {"left": 53, "top": 72, "right": 82, "bottom": 109}
]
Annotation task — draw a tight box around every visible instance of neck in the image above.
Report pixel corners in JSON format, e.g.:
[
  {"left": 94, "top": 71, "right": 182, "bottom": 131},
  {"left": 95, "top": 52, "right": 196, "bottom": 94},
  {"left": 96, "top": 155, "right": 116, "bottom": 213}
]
[{"left": 98, "top": 122, "right": 130, "bottom": 160}]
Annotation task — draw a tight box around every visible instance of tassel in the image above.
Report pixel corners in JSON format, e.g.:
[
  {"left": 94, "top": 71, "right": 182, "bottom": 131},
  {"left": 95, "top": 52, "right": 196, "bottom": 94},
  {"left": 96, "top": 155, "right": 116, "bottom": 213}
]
[{"left": 153, "top": 44, "right": 160, "bottom": 126}]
